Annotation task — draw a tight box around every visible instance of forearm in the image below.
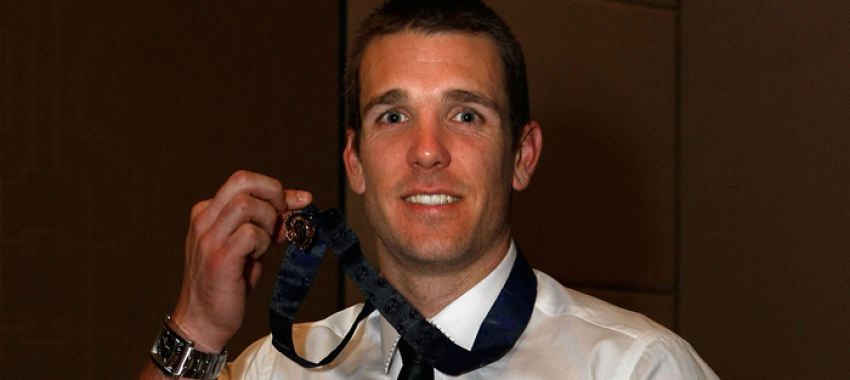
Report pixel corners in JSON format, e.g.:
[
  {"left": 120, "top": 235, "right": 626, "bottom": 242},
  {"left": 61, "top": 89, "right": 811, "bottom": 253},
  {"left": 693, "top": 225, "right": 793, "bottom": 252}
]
[
  {"left": 139, "top": 362, "right": 229, "bottom": 380},
  {"left": 139, "top": 362, "right": 176, "bottom": 380}
]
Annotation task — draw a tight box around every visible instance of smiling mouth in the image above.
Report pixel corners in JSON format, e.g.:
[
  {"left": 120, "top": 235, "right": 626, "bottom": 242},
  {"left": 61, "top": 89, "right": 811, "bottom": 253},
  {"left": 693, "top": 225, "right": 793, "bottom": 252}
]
[{"left": 403, "top": 194, "right": 461, "bottom": 205}]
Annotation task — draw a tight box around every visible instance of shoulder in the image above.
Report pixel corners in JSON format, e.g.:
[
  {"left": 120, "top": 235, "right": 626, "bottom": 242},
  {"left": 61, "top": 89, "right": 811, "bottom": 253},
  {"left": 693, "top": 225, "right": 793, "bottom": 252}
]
[
  {"left": 532, "top": 270, "right": 671, "bottom": 340},
  {"left": 520, "top": 271, "right": 718, "bottom": 379}
]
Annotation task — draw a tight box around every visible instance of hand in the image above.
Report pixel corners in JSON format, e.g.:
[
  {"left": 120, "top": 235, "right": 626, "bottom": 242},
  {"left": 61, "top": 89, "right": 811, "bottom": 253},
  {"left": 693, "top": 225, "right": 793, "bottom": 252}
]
[{"left": 170, "top": 170, "right": 312, "bottom": 352}]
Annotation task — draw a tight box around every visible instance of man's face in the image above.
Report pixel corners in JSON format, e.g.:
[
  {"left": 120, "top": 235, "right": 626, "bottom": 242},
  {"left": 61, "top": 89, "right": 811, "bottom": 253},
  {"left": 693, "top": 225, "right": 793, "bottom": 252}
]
[{"left": 344, "top": 31, "right": 519, "bottom": 272}]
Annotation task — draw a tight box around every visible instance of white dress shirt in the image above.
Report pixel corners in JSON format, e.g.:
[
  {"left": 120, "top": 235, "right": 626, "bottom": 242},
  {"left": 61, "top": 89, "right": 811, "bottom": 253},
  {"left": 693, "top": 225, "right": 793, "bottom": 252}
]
[{"left": 221, "top": 242, "right": 718, "bottom": 379}]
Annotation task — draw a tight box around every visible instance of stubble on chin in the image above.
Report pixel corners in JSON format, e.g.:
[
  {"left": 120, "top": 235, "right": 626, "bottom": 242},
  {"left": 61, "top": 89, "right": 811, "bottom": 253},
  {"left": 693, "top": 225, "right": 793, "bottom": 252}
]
[{"left": 366, "top": 201, "right": 511, "bottom": 278}]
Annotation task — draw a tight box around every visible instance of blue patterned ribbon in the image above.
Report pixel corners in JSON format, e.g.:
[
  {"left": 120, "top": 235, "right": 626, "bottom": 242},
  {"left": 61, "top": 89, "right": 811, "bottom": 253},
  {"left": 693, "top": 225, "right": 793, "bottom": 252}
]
[{"left": 269, "top": 205, "right": 537, "bottom": 375}]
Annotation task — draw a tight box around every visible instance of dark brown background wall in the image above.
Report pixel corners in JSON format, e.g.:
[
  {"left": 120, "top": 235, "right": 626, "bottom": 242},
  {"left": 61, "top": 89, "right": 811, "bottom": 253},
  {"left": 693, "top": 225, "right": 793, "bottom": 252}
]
[
  {"left": 2, "top": 0, "right": 848, "bottom": 379},
  {"left": 679, "top": 0, "right": 850, "bottom": 378},
  {"left": 1, "top": 1, "right": 342, "bottom": 378}
]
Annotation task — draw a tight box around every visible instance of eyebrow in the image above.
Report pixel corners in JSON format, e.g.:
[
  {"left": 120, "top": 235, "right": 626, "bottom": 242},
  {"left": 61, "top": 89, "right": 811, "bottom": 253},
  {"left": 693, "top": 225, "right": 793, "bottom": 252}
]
[
  {"left": 361, "top": 89, "right": 409, "bottom": 116},
  {"left": 443, "top": 89, "right": 501, "bottom": 114},
  {"left": 360, "top": 88, "right": 502, "bottom": 117}
]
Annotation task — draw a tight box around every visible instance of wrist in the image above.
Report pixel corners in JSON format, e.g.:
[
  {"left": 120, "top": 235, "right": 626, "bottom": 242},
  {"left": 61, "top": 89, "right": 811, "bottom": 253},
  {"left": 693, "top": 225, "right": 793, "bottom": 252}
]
[
  {"left": 168, "top": 314, "right": 229, "bottom": 353},
  {"left": 169, "top": 303, "right": 236, "bottom": 352},
  {"left": 150, "top": 316, "right": 227, "bottom": 379}
]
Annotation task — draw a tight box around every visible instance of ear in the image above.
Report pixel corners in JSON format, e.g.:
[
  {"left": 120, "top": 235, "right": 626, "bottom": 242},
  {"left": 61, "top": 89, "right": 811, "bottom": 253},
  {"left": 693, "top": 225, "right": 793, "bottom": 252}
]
[
  {"left": 343, "top": 129, "right": 366, "bottom": 194},
  {"left": 512, "top": 121, "right": 543, "bottom": 191}
]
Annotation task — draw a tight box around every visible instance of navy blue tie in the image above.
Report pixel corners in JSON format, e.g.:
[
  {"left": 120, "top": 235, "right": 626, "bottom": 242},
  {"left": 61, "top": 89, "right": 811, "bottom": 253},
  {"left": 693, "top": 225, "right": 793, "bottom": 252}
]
[{"left": 398, "top": 338, "right": 434, "bottom": 380}]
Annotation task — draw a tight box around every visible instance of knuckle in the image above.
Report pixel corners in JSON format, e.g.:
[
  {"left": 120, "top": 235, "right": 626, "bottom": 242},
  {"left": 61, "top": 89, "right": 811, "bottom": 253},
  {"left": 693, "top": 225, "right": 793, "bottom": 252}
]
[
  {"left": 230, "top": 170, "right": 252, "bottom": 185},
  {"left": 202, "top": 251, "right": 224, "bottom": 275},
  {"left": 257, "top": 226, "right": 272, "bottom": 245},
  {"left": 240, "top": 224, "right": 259, "bottom": 240},
  {"left": 229, "top": 193, "right": 252, "bottom": 213},
  {"left": 190, "top": 220, "right": 205, "bottom": 237},
  {"left": 252, "top": 229, "right": 272, "bottom": 255},
  {"left": 191, "top": 202, "right": 204, "bottom": 216},
  {"left": 271, "top": 178, "right": 284, "bottom": 193},
  {"left": 190, "top": 200, "right": 211, "bottom": 219},
  {"left": 196, "top": 232, "right": 217, "bottom": 254}
]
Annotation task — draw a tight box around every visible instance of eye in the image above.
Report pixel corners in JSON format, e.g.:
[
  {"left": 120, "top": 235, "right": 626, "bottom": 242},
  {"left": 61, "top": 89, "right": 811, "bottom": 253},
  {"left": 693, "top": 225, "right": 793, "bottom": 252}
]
[
  {"left": 451, "top": 110, "right": 480, "bottom": 123},
  {"left": 378, "top": 110, "right": 408, "bottom": 124}
]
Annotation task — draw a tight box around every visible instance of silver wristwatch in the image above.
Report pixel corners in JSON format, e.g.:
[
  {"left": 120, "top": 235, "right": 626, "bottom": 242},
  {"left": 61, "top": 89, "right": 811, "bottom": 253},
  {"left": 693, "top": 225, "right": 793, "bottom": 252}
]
[{"left": 150, "top": 316, "right": 227, "bottom": 379}]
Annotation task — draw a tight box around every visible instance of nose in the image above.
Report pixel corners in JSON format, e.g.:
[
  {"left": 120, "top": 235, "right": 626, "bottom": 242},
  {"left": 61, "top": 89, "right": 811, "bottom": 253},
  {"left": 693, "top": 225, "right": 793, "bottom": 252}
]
[{"left": 407, "top": 118, "right": 450, "bottom": 170}]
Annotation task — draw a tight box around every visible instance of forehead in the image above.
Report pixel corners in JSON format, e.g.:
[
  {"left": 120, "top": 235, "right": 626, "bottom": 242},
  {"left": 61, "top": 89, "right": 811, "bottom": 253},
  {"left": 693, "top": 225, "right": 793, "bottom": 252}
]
[{"left": 359, "top": 31, "right": 506, "bottom": 107}]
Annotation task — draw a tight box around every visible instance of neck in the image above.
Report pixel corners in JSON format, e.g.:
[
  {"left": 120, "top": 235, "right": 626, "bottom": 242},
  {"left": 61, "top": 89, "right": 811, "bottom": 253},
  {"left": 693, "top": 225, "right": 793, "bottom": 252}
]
[{"left": 377, "top": 236, "right": 512, "bottom": 319}]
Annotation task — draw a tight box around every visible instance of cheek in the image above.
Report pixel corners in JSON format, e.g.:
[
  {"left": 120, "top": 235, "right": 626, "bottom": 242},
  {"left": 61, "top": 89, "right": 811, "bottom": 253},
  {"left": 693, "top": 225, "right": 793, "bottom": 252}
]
[
  {"left": 461, "top": 141, "right": 511, "bottom": 176},
  {"left": 360, "top": 142, "right": 400, "bottom": 189},
  {"left": 484, "top": 149, "right": 517, "bottom": 199}
]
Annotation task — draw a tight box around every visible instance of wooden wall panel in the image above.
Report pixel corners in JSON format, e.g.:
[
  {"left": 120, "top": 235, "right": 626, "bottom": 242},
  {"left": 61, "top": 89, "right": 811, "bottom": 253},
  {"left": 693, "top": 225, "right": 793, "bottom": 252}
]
[
  {"left": 494, "top": 0, "right": 677, "bottom": 293},
  {"left": 680, "top": 0, "right": 850, "bottom": 378}
]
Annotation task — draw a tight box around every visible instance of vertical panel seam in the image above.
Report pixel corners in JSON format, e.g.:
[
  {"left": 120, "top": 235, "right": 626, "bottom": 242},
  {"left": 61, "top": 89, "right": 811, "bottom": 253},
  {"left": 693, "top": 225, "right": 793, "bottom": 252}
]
[
  {"left": 336, "top": 0, "right": 348, "bottom": 312},
  {"left": 673, "top": 0, "right": 682, "bottom": 333}
]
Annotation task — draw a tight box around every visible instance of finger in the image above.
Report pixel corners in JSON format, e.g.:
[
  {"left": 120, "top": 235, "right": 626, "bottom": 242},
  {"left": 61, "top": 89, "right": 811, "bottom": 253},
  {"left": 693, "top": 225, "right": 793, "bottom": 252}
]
[
  {"left": 225, "top": 223, "right": 273, "bottom": 262},
  {"left": 283, "top": 188, "right": 312, "bottom": 211},
  {"left": 191, "top": 199, "right": 213, "bottom": 220},
  {"left": 215, "top": 193, "right": 280, "bottom": 238},
  {"left": 207, "top": 171, "right": 287, "bottom": 218},
  {"left": 244, "top": 257, "right": 263, "bottom": 293},
  {"left": 189, "top": 199, "right": 215, "bottom": 235}
]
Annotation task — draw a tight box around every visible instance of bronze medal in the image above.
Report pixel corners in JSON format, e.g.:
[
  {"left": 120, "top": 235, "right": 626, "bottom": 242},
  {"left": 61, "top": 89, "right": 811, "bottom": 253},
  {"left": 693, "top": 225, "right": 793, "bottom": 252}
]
[{"left": 283, "top": 210, "right": 316, "bottom": 250}]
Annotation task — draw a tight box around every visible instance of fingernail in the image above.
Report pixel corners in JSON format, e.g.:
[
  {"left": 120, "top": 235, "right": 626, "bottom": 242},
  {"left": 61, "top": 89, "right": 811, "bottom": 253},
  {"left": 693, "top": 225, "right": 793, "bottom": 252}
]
[{"left": 296, "top": 191, "right": 309, "bottom": 202}]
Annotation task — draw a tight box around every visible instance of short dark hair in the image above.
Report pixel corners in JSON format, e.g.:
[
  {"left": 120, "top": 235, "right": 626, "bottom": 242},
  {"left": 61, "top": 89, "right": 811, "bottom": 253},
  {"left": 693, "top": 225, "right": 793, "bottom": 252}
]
[{"left": 344, "top": 0, "right": 529, "bottom": 152}]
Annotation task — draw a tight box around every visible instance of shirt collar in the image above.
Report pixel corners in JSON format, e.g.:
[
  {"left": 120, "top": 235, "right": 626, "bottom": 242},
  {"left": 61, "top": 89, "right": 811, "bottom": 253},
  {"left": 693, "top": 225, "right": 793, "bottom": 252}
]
[{"left": 380, "top": 241, "right": 518, "bottom": 373}]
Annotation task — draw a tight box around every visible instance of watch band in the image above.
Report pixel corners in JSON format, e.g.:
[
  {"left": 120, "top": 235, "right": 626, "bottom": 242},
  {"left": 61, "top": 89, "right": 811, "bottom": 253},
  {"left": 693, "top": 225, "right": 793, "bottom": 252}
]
[{"left": 151, "top": 316, "right": 227, "bottom": 379}]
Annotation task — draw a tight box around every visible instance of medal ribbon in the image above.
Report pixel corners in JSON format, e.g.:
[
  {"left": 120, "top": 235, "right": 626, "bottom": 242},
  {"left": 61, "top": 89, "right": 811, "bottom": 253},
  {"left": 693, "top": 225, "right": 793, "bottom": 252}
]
[{"left": 269, "top": 205, "right": 537, "bottom": 375}]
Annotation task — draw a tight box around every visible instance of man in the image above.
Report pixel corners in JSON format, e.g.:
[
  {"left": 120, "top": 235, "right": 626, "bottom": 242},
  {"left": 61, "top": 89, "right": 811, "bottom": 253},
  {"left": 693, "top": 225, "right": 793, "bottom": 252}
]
[{"left": 141, "top": 1, "right": 719, "bottom": 379}]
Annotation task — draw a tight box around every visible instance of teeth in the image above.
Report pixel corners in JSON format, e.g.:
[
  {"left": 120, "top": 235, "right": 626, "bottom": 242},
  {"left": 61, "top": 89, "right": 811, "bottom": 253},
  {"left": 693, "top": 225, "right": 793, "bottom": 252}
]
[{"left": 404, "top": 194, "right": 460, "bottom": 205}]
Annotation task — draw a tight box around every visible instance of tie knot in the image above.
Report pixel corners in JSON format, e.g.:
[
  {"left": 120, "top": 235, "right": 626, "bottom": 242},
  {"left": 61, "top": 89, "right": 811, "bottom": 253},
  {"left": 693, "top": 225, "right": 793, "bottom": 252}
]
[
  {"left": 397, "top": 339, "right": 434, "bottom": 380},
  {"left": 398, "top": 339, "right": 425, "bottom": 363}
]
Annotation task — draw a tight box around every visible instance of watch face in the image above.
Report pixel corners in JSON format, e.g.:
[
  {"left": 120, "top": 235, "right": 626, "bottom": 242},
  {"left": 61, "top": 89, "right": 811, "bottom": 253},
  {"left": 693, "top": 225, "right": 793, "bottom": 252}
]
[{"left": 157, "top": 331, "right": 176, "bottom": 359}]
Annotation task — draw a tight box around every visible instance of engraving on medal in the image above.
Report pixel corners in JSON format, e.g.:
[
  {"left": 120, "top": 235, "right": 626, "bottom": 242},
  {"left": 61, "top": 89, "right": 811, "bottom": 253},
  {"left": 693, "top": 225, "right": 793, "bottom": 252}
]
[{"left": 284, "top": 211, "right": 316, "bottom": 250}]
